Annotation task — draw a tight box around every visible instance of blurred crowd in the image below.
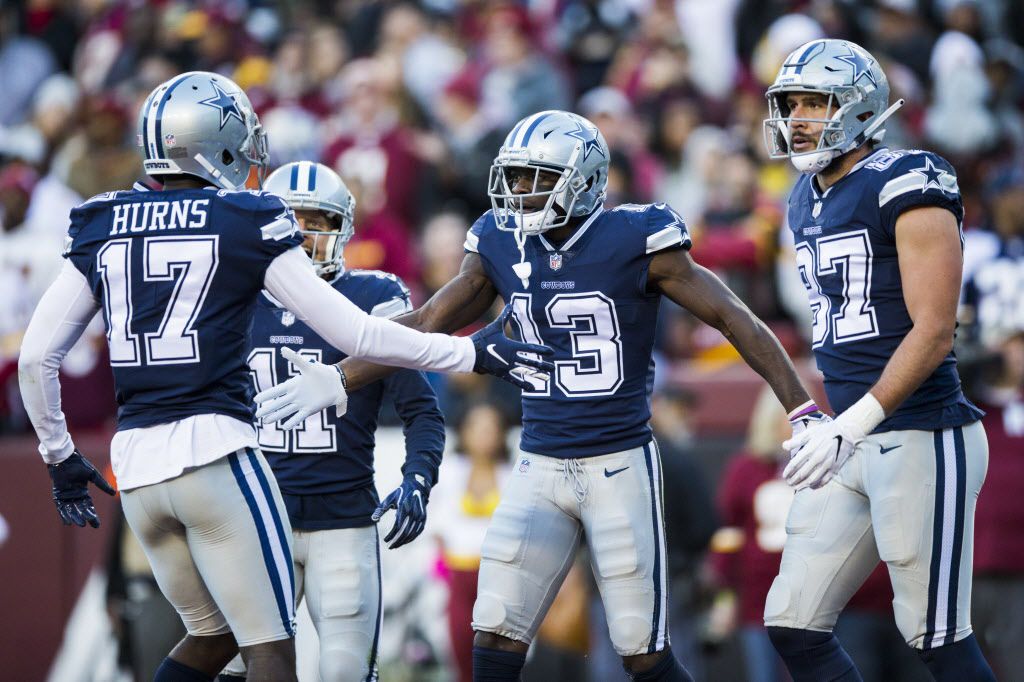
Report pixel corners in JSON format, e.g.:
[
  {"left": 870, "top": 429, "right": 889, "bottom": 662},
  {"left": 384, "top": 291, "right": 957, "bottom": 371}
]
[{"left": 2, "top": 0, "right": 1024, "bottom": 680}]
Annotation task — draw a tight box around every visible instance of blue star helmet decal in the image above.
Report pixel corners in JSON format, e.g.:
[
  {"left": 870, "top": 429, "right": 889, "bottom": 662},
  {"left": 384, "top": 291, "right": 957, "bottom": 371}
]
[
  {"left": 910, "top": 157, "right": 951, "bottom": 193},
  {"left": 199, "top": 81, "right": 245, "bottom": 130},
  {"left": 565, "top": 119, "right": 606, "bottom": 162},
  {"left": 835, "top": 45, "right": 877, "bottom": 87}
]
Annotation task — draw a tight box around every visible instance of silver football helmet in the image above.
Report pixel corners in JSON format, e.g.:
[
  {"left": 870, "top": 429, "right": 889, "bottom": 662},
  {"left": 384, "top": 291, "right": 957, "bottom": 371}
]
[
  {"left": 489, "top": 110, "right": 609, "bottom": 236},
  {"left": 764, "top": 39, "right": 904, "bottom": 173},
  {"left": 137, "top": 71, "right": 268, "bottom": 189},
  {"left": 264, "top": 161, "right": 355, "bottom": 278}
]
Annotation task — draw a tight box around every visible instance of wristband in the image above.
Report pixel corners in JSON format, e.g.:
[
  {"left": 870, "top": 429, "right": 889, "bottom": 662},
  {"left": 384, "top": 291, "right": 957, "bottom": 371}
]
[
  {"left": 837, "top": 392, "right": 886, "bottom": 437},
  {"left": 787, "top": 399, "right": 820, "bottom": 421}
]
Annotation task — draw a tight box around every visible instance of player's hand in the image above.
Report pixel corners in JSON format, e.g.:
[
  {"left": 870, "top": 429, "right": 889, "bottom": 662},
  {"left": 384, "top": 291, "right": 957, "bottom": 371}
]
[
  {"left": 789, "top": 407, "right": 832, "bottom": 440},
  {"left": 782, "top": 413, "right": 864, "bottom": 490},
  {"left": 48, "top": 450, "right": 116, "bottom": 528},
  {"left": 254, "top": 347, "right": 348, "bottom": 430},
  {"left": 471, "top": 306, "right": 554, "bottom": 390},
  {"left": 372, "top": 474, "right": 430, "bottom": 549}
]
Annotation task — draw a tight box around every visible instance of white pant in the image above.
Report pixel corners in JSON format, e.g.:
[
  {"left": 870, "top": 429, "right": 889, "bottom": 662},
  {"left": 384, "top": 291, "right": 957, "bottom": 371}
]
[
  {"left": 472, "top": 442, "right": 669, "bottom": 656},
  {"left": 120, "top": 448, "right": 296, "bottom": 647},
  {"left": 765, "top": 422, "right": 988, "bottom": 650},
  {"left": 224, "top": 525, "right": 382, "bottom": 681}
]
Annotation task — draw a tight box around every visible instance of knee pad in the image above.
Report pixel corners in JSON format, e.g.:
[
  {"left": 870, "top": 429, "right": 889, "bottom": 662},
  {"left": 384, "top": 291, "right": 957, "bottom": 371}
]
[
  {"left": 472, "top": 593, "right": 510, "bottom": 633},
  {"left": 763, "top": 561, "right": 806, "bottom": 626},
  {"left": 318, "top": 647, "right": 369, "bottom": 682},
  {"left": 608, "top": 614, "right": 653, "bottom": 655}
]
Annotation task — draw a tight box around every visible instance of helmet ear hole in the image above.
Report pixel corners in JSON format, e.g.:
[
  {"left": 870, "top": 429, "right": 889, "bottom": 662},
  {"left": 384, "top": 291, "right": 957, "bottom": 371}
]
[{"left": 221, "top": 150, "right": 234, "bottom": 165}]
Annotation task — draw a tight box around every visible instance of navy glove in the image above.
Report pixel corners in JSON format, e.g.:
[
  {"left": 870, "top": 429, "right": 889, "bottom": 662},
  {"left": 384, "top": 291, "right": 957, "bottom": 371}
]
[
  {"left": 372, "top": 474, "right": 430, "bottom": 549},
  {"left": 48, "top": 450, "right": 116, "bottom": 528},
  {"left": 471, "top": 306, "right": 554, "bottom": 390}
]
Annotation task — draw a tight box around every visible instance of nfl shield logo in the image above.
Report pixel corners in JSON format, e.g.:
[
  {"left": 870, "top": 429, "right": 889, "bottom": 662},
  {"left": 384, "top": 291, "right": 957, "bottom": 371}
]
[
  {"left": 812, "top": 201, "right": 822, "bottom": 219},
  {"left": 549, "top": 253, "right": 563, "bottom": 271},
  {"left": 519, "top": 458, "right": 531, "bottom": 473},
  {"left": 164, "top": 133, "right": 177, "bottom": 147},
  {"left": 281, "top": 311, "right": 295, "bottom": 327}
]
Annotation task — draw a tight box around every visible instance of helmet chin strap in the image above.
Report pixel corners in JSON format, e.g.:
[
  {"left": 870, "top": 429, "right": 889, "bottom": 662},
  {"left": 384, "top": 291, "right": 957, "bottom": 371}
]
[
  {"left": 791, "top": 149, "right": 839, "bottom": 173},
  {"left": 512, "top": 227, "right": 532, "bottom": 289}
]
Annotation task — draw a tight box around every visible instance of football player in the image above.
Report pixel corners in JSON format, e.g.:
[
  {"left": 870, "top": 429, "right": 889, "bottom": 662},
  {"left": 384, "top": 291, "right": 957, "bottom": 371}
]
[
  {"left": 762, "top": 39, "right": 995, "bottom": 681},
  {"left": 219, "top": 162, "right": 446, "bottom": 682},
  {"left": 17, "top": 72, "right": 551, "bottom": 682},
  {"left": 254, "top": 110, "right": 817, "bottom": 682}
]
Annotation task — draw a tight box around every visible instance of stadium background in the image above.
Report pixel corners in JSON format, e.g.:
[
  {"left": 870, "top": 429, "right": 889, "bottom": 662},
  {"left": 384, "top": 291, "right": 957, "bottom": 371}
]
[{"left": 0, "top": 0, "right": 1022, "bottom": 680}]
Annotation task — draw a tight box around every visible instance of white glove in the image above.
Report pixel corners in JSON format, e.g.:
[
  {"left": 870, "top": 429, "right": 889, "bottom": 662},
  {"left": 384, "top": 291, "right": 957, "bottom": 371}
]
[
  {"left": 788, "top": 402, "right": 832, "bottom": 440},
  {"left": 782, "top": 394, "right": 885, "bottom": 490},
  {"left": 254, "top": 347, "right": 348, "bottom": 430},
  {"left": 782, "top": 417, "right": 860, "bottom": 490}
]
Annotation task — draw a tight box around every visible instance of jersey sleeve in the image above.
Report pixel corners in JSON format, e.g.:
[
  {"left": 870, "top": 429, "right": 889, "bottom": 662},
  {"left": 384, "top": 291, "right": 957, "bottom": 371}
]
[
  {"left": 878, "top": 152, "right": 963, "bottom": 237},
  {"left": 368, "top": 275, "right": 413, "bottom": 319},
  {"left": 644, "top": 203, "right": 692, "bottom": 255},
  {"left": 464, "top": 211, "right": 492, "bottom": 254},
  {"left": 220, "top": 190, "right": 304, "bottom": 285}
]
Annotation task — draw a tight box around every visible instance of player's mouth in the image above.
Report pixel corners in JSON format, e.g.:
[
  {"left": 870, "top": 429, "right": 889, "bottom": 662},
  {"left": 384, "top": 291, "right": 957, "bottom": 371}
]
[{"left": 790, "top": 134, "right": 817, "bottom": 152}]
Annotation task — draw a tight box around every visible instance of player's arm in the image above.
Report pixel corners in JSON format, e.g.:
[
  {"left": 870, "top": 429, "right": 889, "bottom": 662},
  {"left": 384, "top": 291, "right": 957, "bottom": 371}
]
[
  {"left": 257, "top": 249, "right": 542, "bottom": 427},
  {"left": 647, "top": 248, "right": 813, "bottom": 412},
  {"left": 18, "top": 261, "right": 101, "bottom": 463},
  {"left": 265, "top": 248, "right": 476, "bottom": 372},
  {"left": 18, "top": 260, "right": 116, "bottom": 527},
  {"left": 870, "top": 206, "right": 963, "bottom": 413},
  {"left": 372, "top": 370, "right": 447, "bottom": 549},
  {"left": 341, "top": 253, "right": 499, "bottom": 391}
]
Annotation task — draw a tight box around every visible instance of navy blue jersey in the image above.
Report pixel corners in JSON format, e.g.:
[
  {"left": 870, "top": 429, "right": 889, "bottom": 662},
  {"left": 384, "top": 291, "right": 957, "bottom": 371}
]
[
  {"left": 248, "top": 270, "right": 445, "bottom": 530},
  {"left": 466, "top": 203, "right": 690, "bottom": 457},
  {"left": 788, "top": 147, "right": 983, "bottom": 432},
  {"left": 64, "top": 187, "right": 302, "bottom": 430}
]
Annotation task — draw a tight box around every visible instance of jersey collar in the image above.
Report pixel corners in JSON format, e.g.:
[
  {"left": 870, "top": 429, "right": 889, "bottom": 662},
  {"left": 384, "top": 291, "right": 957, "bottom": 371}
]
[{"left": 536, "top": 205, "right": 605, "bottom": 253}]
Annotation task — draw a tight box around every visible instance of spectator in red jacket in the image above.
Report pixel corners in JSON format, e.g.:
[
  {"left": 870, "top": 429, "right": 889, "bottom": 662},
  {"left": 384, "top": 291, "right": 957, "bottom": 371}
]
[{"left": 971, "top": 329, "right": 1024, "bottom": 680}]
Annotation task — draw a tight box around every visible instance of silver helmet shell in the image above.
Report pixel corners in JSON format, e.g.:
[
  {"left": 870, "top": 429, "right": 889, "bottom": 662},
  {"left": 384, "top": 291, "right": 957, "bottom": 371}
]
[
  {"left": 488, "top": 110, "right": 609, "bottom": 235},
  {"left": 138, "top": 71, "right": 268, "bottom": 189},
  {"left": 264, "top": 161, "right": 355, "bottom": 278},
  {"left": 764, "top": 39, "right": 896, "bottom": 173}
]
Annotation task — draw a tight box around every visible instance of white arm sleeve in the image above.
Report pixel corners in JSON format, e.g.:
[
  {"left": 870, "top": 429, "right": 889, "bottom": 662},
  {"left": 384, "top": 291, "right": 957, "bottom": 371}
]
[
  {"left": 18, "top": 260, "right": 101, "bottom": 464},
  {"left": 264, "top": 247, "right": 476, "bottom": 373}
]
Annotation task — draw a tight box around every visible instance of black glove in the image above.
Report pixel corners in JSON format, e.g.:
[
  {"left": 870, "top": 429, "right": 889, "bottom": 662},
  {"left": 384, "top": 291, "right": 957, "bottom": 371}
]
[
  {"left": 470, "top": 305, "right": 555, "bottom": 390},
  {"left": 372, "top": 474, "right": 430, "bottom": 549},
  {"left": 48, "top": 450, "right": 116, "bottom": 528}
]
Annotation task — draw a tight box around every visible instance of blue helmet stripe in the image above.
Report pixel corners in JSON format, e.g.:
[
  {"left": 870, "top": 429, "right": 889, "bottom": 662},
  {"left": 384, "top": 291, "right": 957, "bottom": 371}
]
[
  {"left": 308, "top": 162, "right": 317, "bottom": 191},
  {"left": 507, "top": 117, "right": 529, "bottom": 147},
  {"left": 153, "top": 73, "right": 193, "bottom": 159},
  {"left": 793, "top": 40, "right": 824, "bottom": 75},
  {"left": 290, "top": 163, "right": 299, "bottom": 191},
  {"left": 520, "top": 112, "right": 552, "bottom": 147}
]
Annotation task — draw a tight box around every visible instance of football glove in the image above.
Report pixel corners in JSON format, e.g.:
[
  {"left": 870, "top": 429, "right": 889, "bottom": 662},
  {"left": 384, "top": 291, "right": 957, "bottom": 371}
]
[
  {"left": 254, "top": 347, "right": 349, "bottom": 429},
  {"left": 470, "top": 306, "right": 554, "bottom": 390},
  {"left": 372, "top": 474, "right": 431, "bottom": 549},
  {"left": 789, "top": 405, "right": 832, "bottom": 440},
  {"left": 48, "top": 450, "right": 116, "bottom": 528},
  {"left": 783, "top": 413, "right": 863, "bottom": 490}
]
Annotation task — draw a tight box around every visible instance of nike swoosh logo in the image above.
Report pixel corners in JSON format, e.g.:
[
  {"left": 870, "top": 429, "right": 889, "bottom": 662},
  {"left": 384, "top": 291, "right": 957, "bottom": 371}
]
[
  {"left": 486, "top": 344, "right": 508, "bottom": 366},
  {"left": 604, "top": 466, "right": 629, "bottom": 478},
  {"left": 879, "top": 444, "right": 902, "bottom": 455}
]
